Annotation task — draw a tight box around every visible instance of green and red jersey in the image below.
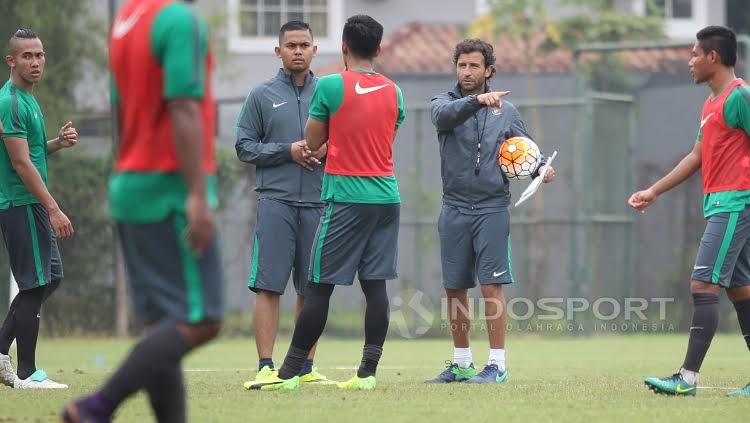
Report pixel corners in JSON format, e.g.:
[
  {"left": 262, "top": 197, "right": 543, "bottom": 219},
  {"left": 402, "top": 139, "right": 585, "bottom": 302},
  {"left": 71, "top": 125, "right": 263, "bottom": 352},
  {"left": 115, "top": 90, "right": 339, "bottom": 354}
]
[
  {"left": 309, "top": 69, "right": 406, "bottom": 204},
  {"left": 0, "top": 81, "right": 48, "bottom": 209},
  {"left": 698, "top": 79, "right": 750, "bottom": 217},
  {"left": 108, "top": 0, "right": 217, "bottom": 222}
]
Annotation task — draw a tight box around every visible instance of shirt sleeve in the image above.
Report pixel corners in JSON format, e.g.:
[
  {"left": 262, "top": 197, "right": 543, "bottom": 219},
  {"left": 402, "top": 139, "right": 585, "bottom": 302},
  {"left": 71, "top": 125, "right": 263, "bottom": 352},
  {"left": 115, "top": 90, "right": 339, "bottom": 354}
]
[
  {"left": 0, "top": 95, "right": 28, "bottom": 140},
  {"left": 150, "top": 2, "right": 208, "bottom": 99},
  {"left": 395, "top": 85, "right": 406, "bottom": 129},
  {"left": 235, "top": 87, "right": 293, "bottom": 166},
  {"left": 724, "top": 86, "right": 750, "bottom": 137},
  {"left": 509, "top": 104, "right": 532, "bottom": 139},
  {"left": 309, "top": 74, "right": 344, "bottom": 122}
]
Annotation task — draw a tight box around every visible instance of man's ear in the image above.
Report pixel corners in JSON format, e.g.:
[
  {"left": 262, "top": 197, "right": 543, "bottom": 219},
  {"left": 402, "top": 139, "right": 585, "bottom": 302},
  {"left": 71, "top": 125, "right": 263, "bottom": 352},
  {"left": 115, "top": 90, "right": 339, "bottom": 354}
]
[{"left": 485, "top": 65, "right": 494, "bottom": 79}]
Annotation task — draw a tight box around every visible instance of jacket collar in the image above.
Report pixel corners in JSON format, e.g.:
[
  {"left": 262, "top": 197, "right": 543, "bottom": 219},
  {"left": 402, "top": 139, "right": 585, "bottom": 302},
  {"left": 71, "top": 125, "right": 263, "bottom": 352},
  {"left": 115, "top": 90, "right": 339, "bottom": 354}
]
[{"left": 275, "top": 68, "right": 315, "bottom": 87}]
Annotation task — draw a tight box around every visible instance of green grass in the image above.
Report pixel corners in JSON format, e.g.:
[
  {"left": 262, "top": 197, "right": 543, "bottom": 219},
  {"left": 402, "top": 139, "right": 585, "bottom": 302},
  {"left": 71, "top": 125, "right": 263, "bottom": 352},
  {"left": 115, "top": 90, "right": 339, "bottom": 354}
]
[{"left": 1, "top": 335, "right": 749, "bottom": 422}]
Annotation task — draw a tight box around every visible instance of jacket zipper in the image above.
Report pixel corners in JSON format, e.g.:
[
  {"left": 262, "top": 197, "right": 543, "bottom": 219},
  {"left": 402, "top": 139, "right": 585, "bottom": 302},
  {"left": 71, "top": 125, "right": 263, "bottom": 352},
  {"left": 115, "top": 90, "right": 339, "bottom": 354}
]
[{"left": 292, "top": 73, "right": 304, "bottom": 202}]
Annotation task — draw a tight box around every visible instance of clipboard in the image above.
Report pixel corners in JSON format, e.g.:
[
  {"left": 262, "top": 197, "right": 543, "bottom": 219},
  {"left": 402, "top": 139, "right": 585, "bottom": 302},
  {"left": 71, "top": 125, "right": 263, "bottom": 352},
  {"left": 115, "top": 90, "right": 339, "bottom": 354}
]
[{"left": 514, "top": 151, "right": 557, "bottom": 207}]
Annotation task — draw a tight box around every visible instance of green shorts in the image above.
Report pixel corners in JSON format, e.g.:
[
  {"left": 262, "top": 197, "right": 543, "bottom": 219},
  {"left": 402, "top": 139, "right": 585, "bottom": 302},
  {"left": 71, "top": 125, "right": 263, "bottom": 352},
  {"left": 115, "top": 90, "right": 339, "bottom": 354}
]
[
  {"left": 309, "top": 202, "right": 400, "bottom": 285},
  {"left": 248, "top": 198, "right": 323, "bottom": 296},
  {"left": 691, "top": 209, "right": 750, "bottom": 288},
  {"left": 438, "top": 205, "right": 514, "bottom": 289},
  {"left": 0, "top": 204, "right": 63, "bottom": 291},
  {"left": 118, "top": 214, "right": 225, "bottom": 323}
]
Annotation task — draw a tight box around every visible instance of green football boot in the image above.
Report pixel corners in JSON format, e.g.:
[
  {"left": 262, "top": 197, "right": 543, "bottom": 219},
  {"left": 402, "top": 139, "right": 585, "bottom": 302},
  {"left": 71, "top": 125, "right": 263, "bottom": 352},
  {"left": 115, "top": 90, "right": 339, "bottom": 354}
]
[{"left": 644, "top": 373, "right": 696, "bottom": 396}]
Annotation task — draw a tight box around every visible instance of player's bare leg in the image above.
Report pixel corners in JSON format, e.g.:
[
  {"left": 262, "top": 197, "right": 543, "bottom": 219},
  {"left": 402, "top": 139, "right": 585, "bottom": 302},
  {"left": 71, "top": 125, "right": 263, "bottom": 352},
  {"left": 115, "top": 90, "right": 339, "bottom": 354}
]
[
  {"left": 425, "top": 288, "right": 476, "bottom": 383},
  {"left": 254, "top": 290, "right": 279, "bottom": 365},
  {"left": 447, "top": 288, "right": 471, "bottom": 348},
  {"left": 466, "top": 284, "right": 508, "bottom": 384}
]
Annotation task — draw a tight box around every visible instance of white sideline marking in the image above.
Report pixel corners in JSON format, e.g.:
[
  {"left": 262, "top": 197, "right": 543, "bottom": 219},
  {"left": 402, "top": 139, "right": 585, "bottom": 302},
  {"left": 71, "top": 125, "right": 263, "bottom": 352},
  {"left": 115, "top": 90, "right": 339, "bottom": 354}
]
[{"left": 81, "top": 366, "right": 412, "bottom": 373}]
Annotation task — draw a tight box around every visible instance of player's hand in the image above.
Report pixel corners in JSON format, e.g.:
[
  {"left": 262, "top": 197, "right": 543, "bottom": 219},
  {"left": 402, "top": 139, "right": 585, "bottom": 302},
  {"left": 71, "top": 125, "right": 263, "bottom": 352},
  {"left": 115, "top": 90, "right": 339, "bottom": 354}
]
[
  {"left": 628, "top": 188, "right": 657, "bottom": 213},
  {"left": 185, "top": 192, "right": 215, "bottom": 256},
  {"left": 542, "top": 165, "right": 556, "bottom": 183},
  {"left": 311, "top": 142, "right": 327, "bottom": 161},
  {"left": 57, "top": 121, "right": 78, "bottom": 148},
  {"left": 477, "top": 91, "right": 510, "bottom": 109},
  {"left": 291, "top": 141, "right": 314, "bottom": 170},
  {"left": 48, "top": 208, "right": 73, "bottom": 239}
]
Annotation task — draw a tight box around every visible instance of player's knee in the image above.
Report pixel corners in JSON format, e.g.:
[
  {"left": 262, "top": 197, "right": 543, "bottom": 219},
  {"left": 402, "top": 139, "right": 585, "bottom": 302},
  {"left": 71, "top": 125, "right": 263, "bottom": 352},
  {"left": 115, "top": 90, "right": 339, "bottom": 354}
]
[
  {"left": 727, "top": 286, "right": 750, "bottom": 303},
  {"left": 307, "top": 282, "right": 335, "bottom": 301},
  {"left": 202, "top": 321, "right": 222, "bottom": 340},
  {"left": 690, "top": 280, "right": 721, "bottom": 295},
  {"left": 445, "top": 288, "right": 467, "bottom": 298},
  {"left": 257, "top": 289, "right": 281, "bottom": 300},
  {"left": 179, "top": 320, "right": 222, "bottom": 346},
  {"left": 19, "top": 286, "right": 45, "bottom": 311},
  {"left": 360, "top": 280, "right": 387, "bottom": 299}
]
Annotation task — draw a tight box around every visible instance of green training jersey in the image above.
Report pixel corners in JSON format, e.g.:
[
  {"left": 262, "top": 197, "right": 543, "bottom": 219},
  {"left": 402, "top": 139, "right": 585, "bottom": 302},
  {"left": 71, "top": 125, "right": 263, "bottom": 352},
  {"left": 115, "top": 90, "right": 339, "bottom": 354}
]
[{"left": 0, "top": 80, "right": 48, "bottom": 209}]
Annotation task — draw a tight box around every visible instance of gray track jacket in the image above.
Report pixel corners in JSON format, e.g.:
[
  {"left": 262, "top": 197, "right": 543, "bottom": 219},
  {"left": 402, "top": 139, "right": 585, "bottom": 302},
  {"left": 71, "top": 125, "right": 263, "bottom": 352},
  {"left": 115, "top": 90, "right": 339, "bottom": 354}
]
[
  {"left": 431, "top": 83, "right": 536, "bottom": 210},
  {"left": 236, "top": 69, "right": 323, "bottom": 205}
]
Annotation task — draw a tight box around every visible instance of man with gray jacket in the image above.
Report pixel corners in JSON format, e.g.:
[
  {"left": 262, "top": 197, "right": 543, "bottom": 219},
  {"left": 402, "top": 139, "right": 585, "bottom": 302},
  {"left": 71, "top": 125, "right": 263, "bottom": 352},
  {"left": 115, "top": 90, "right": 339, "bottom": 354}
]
[
  {"left": 426, "top": 39, "right": 556, "bottom": 384},
  {"left": 236, "top": 21, "right": 333, "bottom": 387}
]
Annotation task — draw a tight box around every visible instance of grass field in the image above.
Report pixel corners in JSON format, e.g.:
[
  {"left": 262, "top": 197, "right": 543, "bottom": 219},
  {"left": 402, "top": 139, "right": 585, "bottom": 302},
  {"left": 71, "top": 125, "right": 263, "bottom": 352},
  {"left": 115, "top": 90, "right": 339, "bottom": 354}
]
[{"left": 1, "top": 334, "right": 748, "bottom": 422}]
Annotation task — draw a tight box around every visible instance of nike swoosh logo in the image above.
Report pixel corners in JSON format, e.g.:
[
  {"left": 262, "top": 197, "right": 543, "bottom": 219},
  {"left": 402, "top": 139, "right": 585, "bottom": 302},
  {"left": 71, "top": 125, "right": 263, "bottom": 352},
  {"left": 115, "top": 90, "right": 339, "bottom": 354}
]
[
  {"left": 700, "top": 112, "right": 714, "bottom": 129},
  {"left": 675, "top": 385, "right": 695, "bottom": 394},
  {"left": 355, "top": 81, "right": 390, "bottom": 95},
  {"left": 112, "top": 5, "right": 145, "bottom": 39},
  {"left": 693, "top": 265, "right": 710, "bottom": 270},
  {"left": 272, "top": 102, "right": 287, "bottom": 108},
  {"left": 493, "top": 270, "right": 507, "bottom": 277}
]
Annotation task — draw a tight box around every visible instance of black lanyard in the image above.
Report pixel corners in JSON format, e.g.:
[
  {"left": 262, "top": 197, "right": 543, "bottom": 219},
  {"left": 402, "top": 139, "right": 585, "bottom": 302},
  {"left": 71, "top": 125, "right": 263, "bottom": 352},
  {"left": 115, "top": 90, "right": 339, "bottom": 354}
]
[{"left": 474, "top": 107, "right": 489, "bottom": 175}]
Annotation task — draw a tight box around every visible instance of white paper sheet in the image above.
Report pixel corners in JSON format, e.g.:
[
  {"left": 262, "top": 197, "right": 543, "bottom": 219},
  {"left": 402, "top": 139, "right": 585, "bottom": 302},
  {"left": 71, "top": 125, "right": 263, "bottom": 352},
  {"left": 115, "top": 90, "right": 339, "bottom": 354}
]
[{"left": 514, "top": 151, "right": 557, "bottom": 207}]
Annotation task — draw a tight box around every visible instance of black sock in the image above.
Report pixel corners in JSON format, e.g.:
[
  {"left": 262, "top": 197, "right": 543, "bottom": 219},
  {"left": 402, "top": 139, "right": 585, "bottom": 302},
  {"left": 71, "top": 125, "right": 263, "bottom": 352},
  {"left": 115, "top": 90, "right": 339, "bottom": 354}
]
[
  {"left": 258, "top": 358, "right": 274, "bottom": 370},
  {"left": 99, "top": 322, "right": 191, "bottom": 412},
  {"left": 0, "top": 294, "right": 21, "bottom": 355},
  {"left": 300, "top": 359, "right": 313, "bottom": 376},
  {"left": 734, "top": 299, "right": 750, "bottom": 351},
  {"left": 145, "top": 365, "right": 185, "bottom": 423},
  {"left": 357, "top": 345, "right": 383, "bottom": 378},
  {"left": 15, "top": 286, "right": 45, "bottom": 379},
  {"left": 358, "top": 280, "right": 388, "bottom": 377},
  {"left": 278, "top": 347, "right": 308, "bottom": 380},
  {"left": 682, "top": 293, "right": 719, "bottom": 372},
  {"left": 278, "top": 283, "right": 334, "bottom": 379}
]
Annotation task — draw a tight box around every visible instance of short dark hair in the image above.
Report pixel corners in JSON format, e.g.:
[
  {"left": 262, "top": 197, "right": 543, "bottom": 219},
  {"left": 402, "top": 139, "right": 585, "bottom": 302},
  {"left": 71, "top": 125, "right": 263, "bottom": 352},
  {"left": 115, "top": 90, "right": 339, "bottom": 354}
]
[
  {"left": 453, "top": 39, "right": 496, "bottom": 77},
  {"left": 8, "top": 28, "right": 38, "bottom": 55},
  {"left": 342, "top": 15, "right": 383, "bottom": 60},
  {"left": 696, "top": 25, "right": 736, "bottom": 67},
  {"left": 279, "top": 20, "right": 313, "bottom": 44}
]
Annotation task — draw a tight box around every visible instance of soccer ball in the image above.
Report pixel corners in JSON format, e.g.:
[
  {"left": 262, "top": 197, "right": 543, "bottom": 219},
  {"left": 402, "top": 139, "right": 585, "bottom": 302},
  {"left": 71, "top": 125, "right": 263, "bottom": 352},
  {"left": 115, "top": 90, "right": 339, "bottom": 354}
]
[{"left": 498, "top": 136, "right": 541, "bottom": 180}]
